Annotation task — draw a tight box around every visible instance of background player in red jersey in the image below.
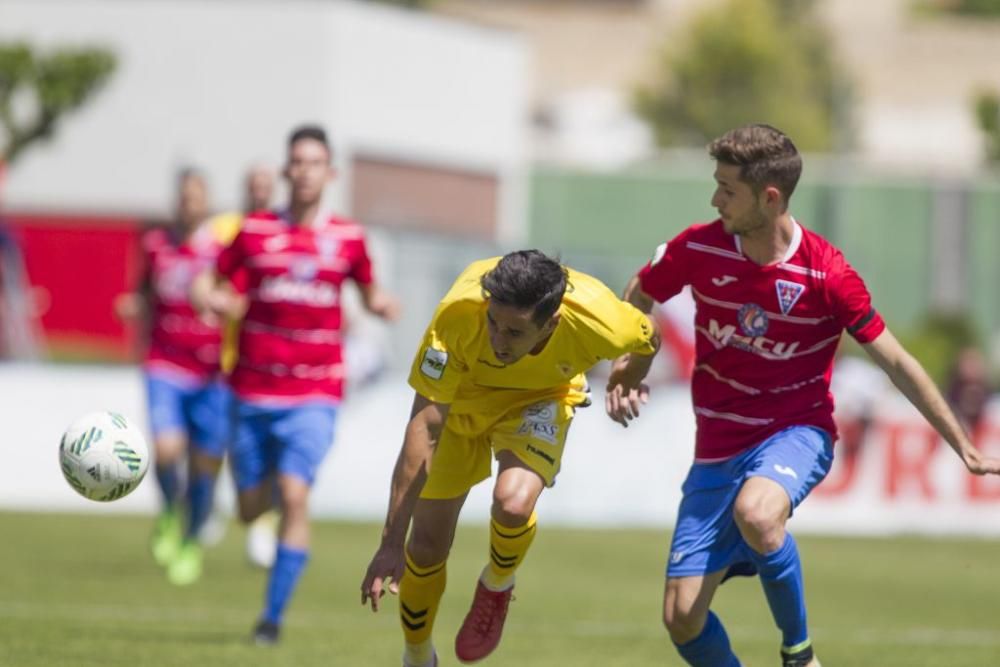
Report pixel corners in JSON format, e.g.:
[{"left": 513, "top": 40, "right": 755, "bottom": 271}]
[
  {"left": 605, "top": 124, "right": 1000, "bottom": 667},
  {"left": 200, "top": 162, "right": 277, "bottom": 561},
  {"left": 115, "top": 168, "right": 232, "bottom": 585},
  {"left": 195, "top": 125, "right": 399, "bottom": 645}
]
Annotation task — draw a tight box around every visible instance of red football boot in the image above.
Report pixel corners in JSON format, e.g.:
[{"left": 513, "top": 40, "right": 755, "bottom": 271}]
[{"left": 454, "top": 581, "right": 514, "bottom": 663}]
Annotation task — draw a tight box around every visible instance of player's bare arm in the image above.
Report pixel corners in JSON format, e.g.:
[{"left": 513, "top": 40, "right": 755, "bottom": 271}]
[
  {"left": 358, "top": 281, "right": 402, "bottom": 321},
  {"left": 114, "top": 267, "right": 154, "bottom": 322},
  {"left": 863, "top": 328, "right": 1000, "bottom": 476},
  {"left": 113, "top": 291, "right": 147, "bottom": 322},
  {"left": 623, "top": 273, "right": 656, "bottom": 314},
  {"left": 361, "top": 393, "right": 450, "bottom": 612},
  {"left": 190, "top": 270, "right": 245, "bottom": 321},
  {"left": 606, "top": 276, "right": 661, "bottom": 428}
]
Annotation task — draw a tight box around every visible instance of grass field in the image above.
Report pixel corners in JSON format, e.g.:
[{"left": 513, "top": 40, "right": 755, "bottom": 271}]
[{"left": 1, "top": 512, "right": 999, "bottom": 666}]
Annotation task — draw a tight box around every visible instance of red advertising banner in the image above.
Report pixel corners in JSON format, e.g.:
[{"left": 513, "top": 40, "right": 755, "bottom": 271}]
[{"left": 3, "top": 213, "right": 145, "bottom": 361}]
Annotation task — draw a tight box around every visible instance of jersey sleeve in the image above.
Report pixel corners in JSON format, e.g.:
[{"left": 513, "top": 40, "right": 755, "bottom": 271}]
[
  {"left": 574, "top": 278, "right": 658, "bottom": 361},
  {"left": 216, "top": 229, "right": 246, "bottom": 279},
  {"left": 827, "top": 255, "right": 885, "bottom": 343},
  {"left": 137, "top": 229, "right": 159, "bottom": 289},
  {"left": 349, "top": 234, "right": 374, "bottom": 286},
  {"left": 407, "top": 302, "right": 471, "bottom": 404},
  {"left": 636, "top": 228, "right": 693, "bottom": 303}
]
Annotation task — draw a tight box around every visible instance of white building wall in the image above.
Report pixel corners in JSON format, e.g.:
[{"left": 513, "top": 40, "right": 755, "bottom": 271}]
[{"left": 0, "top": 0, "right": 528, "bottom": 239}]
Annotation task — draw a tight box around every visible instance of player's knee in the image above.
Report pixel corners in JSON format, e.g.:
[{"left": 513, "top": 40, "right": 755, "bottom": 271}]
[
  {"left": 189, "top": 450, "right": 222, "bottom": 476},
  {"left": 407, "top": 528, "right": 451, "bottom": 566},
  {"left": 491, "top": 487, "right": 535, "bottom": 526},
  {"left": 662, "top": 601, "right": 706, "bottom": 644},
  {"left": 733, "top": 497, "right": 784, "bottom": 551},
  {"left": 236, "top": 485, "right": 273, "bottom": 523},
  {"left": 277, "top": 473, "right": 308, "bottom": 500},
  {"left": 279, "top": 488, "right": 308, "bottom": 520},
  {"left": 154, "top": 435, "right": 186, "bottom": 464},
  {"left": 237, "top": 499, "right": 264, "bottom": 524}
]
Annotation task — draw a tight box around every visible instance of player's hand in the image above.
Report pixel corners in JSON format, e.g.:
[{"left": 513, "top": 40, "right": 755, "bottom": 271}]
[
  {"left": 113, "top": 293, "right": 143, "bottom": 321},
  {"left": 605, "top": 381, "right": 650, "bottom": 428},
  {"left": 369, "top": 291, "right": 402, "bottom": 322},
  {"left": 962, "top": 449, "right": 1000, "bottom": 476},
  {"left": 605, "top": 353, "right": 654, "bottom": 427},
  {"left": 605, "top": 361, "right": 650, "bottom": 428},
  {"left": 202, "top": 289, "right": 243, "bottom": 323},
  {"left": 361, "top": 542, "right": 405, "bottom": 612}
]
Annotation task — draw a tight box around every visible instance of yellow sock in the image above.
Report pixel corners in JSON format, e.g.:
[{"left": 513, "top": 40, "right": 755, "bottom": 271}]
[
  {"left": 482, "top": 512, "right": 537, "bottom": 591},
  {"left": 399, "top": 550, "right": 447, "bottom": 648}
]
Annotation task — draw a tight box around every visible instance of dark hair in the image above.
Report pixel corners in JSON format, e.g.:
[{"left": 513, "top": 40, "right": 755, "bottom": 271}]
[
  {"left": 708, "top": 124, "right": 802, "bottom": 205},
  {"left": 288, "top": 124, "right": 331, "bottom": 156},
  {"left": 175, "top": 166, "right": 206, "bottom": 188},
  {"left": 481, "top": 250, "right": 568, "bottom": 327}
]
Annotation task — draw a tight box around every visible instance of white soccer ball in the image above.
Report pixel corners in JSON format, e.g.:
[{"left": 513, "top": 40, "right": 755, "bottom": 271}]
[{"left": 59, "top": 411, "right": 150, "bottom": 502}]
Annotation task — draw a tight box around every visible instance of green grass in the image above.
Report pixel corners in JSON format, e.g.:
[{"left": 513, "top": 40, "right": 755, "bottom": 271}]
[{"left": 1, "top": 512, "right": 999, "bottom": 666}]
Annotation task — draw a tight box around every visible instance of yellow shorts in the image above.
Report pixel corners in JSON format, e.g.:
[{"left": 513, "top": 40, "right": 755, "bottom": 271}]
[{"left": 420, "top": 397, "right": 580, "bottom": 500}]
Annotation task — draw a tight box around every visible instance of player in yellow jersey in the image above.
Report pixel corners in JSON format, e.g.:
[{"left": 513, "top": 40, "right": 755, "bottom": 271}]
[{"left": 361, "top": 250, "right": 660, "bottom": 666}]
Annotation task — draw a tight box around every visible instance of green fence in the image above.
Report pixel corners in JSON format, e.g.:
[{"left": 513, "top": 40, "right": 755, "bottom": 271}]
[
  {"left": 530, "top": 163, "right": 994, "bottom": 339},
  {"left": 968, "top": 184, "right": 1000, "bottom": 337}
]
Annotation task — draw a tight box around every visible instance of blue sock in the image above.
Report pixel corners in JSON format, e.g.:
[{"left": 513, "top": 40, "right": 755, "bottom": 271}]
[
  {"left": 747, "top": 533, "right": 809, "bottom": 649},
  {"left": 155, "top": 464, "right": 181, "bottom": 508},
  {"left": 674, "top": 611, "right": 741, "bottom": 667},
  {"left": 185, "top": 472, "right": 215, "bottom": 541},
  {"left": 263, "top": 543, "right": 309, "bottom": 625}
]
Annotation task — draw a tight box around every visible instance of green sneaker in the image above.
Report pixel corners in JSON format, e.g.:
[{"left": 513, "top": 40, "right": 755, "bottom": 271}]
[
  {"left": 150, "top": 509, "right": 181, "bottom": 567},
  {"left": 166, "top": 540, "right": 203, "bottom": 586}
]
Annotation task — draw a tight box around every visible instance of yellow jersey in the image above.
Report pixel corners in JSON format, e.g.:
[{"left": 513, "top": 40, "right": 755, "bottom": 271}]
[
  {"left": 207, "top": 212, "right": 244, "bottom": 375},
  {"left": 408, "top": 257, "right": 657, "bottom": 416}
]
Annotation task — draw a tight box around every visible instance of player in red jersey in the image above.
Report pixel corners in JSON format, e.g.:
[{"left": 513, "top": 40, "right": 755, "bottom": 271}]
[
  {"left": 605, "top": 124, "right": 1000, "bottom": 667},
  {"left": 195, "top": 125, "right": 398, "bottom": 645},
  {"left": 116, "top": 168, "right": 232, "bottom": 584}
]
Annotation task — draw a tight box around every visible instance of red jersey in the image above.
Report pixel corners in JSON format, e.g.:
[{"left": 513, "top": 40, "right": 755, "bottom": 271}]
[
  {"left": 216, "top": 211, "right": 373, "bottom": 405},
  {"left": 143, "top": 226, "right": 224, "bottom": 381},
  {"left": 638, "top": 220, "right": 885, "bottom": 461}
]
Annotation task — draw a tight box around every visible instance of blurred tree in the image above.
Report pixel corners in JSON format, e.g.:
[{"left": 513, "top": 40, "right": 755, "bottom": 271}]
[
  {"left": 634, "top": 0, "right": 853, "bottom": 152},
  {"left": 922, "top": 0, "right": 1000, "bottom": 17},
  {"left": 973, "top": 90, "right": 1000, "bottom": 164},
  {"left": 0, "top": 43, "right": 116, "bottom": 166},
  {"left": 900, "top": 311, "right": 980, "bottom": 388}
]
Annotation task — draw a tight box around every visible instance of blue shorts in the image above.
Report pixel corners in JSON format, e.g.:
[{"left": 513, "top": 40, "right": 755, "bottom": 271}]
[
  {"left": 229, "top": 399, "right": 337, "bottom": 491},
  {"left": 666, "top": 425, "right": 834, "bottom": 579},
  {"left": 145, "top": 372, "right": 231, "bottom": 458}
]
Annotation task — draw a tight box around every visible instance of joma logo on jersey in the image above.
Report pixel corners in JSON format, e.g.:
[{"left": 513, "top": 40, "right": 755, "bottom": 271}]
[
  {"left": 707, "top": 319, "right": 800, "bottom": 360},
  {"left": 258, "top": 276, "right": 337, "bottom": 306}
]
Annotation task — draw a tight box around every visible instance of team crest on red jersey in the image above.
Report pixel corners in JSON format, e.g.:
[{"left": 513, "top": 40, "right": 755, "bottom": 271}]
[
  {"left": 291, "top": 258, "right": 319, "bottom": 281},
  {"left": 775, "top": 279, "right": 805, "bottom": 315},
  {"left": 317, "top": 236, "right": 339, "bottom": 262},
  {"left": 737, "top": 303, "right": 769, "bottom": 336}
]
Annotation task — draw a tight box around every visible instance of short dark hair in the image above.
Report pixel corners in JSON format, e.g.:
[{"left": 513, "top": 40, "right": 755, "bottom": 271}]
[
  {"left": 288, "top": 124, "right": 331, "bottom": 156},
  {"left": 175, "top": 166, "right": 206, "bottom": 187},
  {"left": 708, "top": 124, "right": 802, "bottom": 205},
  {"left": 481, "top": 250, "right": 568, "bottom": 327}
]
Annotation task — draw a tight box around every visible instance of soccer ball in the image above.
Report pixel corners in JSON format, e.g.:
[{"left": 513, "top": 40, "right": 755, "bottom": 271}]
[{"left": 59, "top": 411, "right": 150, "bottom": 502}]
